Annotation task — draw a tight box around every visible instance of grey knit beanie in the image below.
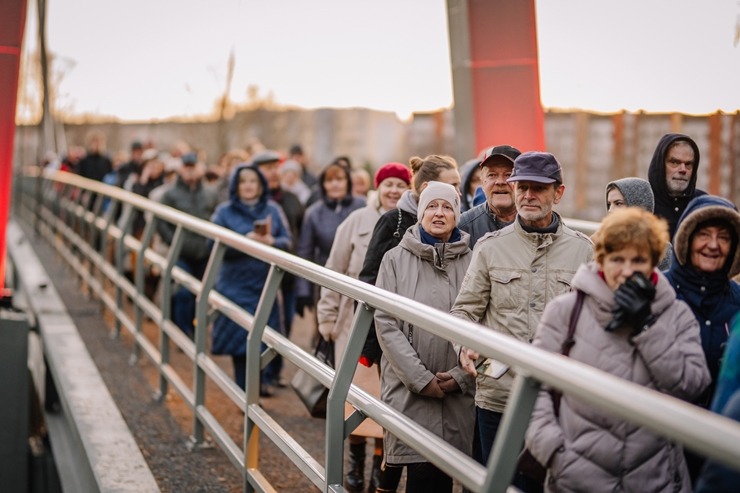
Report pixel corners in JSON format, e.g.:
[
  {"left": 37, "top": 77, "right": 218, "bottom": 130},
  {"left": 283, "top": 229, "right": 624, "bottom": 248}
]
[
  {"left": 417, "top": 181, "right": 461, "bottom": 224},
  {"left": 605, "top": 177, "right": 654, "bottom": 213}
]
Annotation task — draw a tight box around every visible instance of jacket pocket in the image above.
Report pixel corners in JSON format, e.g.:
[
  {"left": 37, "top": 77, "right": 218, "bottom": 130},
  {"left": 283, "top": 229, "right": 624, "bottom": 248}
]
[
  {"left": 490, "top": 270, "right": 524, "bottom": 312},
  {"left": 547, "top": 271, "right": 575, "bottom": 303}
]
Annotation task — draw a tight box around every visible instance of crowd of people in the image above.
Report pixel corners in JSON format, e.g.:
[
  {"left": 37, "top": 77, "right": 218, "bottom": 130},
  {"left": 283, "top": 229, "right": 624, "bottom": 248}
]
[{"left": 53, "top": 130, "right": 740, "bottom": 492}]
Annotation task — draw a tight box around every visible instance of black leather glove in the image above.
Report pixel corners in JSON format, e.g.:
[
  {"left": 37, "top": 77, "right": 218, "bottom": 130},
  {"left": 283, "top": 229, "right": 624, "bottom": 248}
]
[
  {"left": 361, "top": 322, "right": 383, "bottom": 366},
  {"left": 295, "top": 296, "right": 314, "bottom": 318},
  {"left": 605, "top": 272, "right": 656, "bottom": 334}
]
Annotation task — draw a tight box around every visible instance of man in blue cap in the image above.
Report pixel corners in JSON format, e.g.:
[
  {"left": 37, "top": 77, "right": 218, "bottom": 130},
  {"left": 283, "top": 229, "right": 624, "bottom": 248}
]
[{"left": 450, "top": 151, "right": 594, "bottom": 485}]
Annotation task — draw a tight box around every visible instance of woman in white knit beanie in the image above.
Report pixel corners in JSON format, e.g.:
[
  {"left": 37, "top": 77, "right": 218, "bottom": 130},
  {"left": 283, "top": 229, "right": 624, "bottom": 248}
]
[{"left": 374, "top": 180, "right": 475, "bottom": 492}]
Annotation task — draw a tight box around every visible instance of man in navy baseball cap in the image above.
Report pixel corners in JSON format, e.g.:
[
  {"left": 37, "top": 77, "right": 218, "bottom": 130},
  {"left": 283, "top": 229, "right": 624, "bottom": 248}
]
[
  {"left": 507, "top": 151, "right": 563, "bottom": 184},
  {"left": 506, "top": 151, "right": 565, "bottom": 228},
  {"left": 451, "top": 149, "right": 593, "bottom": 474}
]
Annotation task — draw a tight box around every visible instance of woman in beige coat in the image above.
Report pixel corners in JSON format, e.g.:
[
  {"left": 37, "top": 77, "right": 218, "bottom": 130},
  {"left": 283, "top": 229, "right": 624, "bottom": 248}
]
[
  {"left": 375, "top": 182, "right": 476, "bottom": 493},
  {"left": 525, "top": 208, "right": 710, "bottom": 492},
  {"left": 317, "top": 162, "right": 412, "bottom": 493}
]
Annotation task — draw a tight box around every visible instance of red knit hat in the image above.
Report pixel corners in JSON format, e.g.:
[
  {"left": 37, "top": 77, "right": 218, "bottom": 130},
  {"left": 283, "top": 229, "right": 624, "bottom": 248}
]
[{"left": 374, "top": 162, "right": 412, "bottom": 188}]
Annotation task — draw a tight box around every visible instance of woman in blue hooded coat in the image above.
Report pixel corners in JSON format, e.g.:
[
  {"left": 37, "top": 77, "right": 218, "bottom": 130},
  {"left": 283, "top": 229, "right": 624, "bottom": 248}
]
[
  {"left": 663, "top": 195, "right": 740, "bottom": 483},
  {"left": 210, "top": 163, "right": 292, "bottom": 392},
  {"left": 664, "top": 195, "right": 740, "bottom": 405}
]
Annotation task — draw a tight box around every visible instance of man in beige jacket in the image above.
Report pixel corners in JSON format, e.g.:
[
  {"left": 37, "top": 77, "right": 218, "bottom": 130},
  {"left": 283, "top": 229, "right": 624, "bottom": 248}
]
[{"left": 449, "top": 151, "right": 594, "bottom": 471}]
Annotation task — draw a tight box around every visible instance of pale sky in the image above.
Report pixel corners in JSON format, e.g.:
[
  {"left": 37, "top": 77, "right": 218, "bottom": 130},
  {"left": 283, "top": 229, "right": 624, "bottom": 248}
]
[{"left": 18, "top": 0, "right": 740, "bottom": 122}]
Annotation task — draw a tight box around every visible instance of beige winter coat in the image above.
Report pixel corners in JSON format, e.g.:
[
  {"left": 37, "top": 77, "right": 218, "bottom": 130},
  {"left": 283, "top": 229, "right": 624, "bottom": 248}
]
[
  {"left": 375, "top": 225, "right": 476, "bottom": 464},
  {"left": 450, "top": 215, "right": 594, "bottom": 413},
  {"left": 316, "top": 195, "right": 383, "bottom": 438},
  {"left": 526, "top": 262, "right": 710, "bottom": 493}
]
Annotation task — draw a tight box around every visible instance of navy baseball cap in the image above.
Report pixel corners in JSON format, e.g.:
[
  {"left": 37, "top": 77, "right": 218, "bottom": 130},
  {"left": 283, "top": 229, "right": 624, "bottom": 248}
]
[
  {"left": 181, "top": 152, "right": 198, "bottom": 166},
  {"left": 480, "top": 145, "right": 521, "bottom": 167},
  {"left": 507, "top": 152, "right": 563, "bottom": 184}
]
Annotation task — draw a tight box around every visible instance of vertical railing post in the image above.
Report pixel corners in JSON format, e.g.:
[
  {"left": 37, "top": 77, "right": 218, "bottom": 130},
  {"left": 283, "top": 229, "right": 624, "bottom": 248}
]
[
  {"left": 89, "top": 193, "right": 104, "bottom": 254},
  {"left": 134, "top": 216, "right": 157, "bottom": 343},
  {"left": 481, "top": 374, "right": 541, "bottom": 493},
  {"left": 97, "top": 195, "right": 116, "bottom": 297},
  {"left": 324, "top": 302, "right": 374, "bottom": 492},
  {"left": 113, "top": 201, "right": 133, "bottom": 338},
  {"left": 156, "top": 224, "right": 185, "bottom": 402},
  {"left": 191, "top": 239, "right": 225, "bottom": 446},
  {"left": 244, "top": 264, "right": 284, "bottom": 493}
]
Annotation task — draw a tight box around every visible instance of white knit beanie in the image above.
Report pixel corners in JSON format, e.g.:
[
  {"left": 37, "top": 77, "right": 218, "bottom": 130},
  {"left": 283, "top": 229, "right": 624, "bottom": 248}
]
[{"left": 417, "top": 181, "right": 461, "bottom": 224}]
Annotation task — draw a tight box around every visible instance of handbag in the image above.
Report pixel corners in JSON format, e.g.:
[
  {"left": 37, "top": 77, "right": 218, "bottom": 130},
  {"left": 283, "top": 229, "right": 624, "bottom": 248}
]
[
  {"left": 290, "top": 337, "right": 335, "bottom": 419},
  {"left": 517, "top": 290, "right": 585, "bottom": 485}
]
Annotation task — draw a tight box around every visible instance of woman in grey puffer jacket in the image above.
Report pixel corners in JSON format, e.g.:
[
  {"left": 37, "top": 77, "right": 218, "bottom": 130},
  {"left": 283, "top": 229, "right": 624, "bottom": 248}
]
[{"left": 525, "top": 207, "right": 710, "bottom": 492}]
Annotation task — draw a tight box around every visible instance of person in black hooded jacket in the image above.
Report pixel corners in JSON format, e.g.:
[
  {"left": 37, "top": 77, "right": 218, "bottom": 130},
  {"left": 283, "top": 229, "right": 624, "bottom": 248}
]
[{"left": 647, "top": 133, "right": 706, "bottom": 240}]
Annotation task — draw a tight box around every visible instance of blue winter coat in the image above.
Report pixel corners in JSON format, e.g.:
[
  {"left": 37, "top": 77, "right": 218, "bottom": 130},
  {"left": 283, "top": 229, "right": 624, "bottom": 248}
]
[
  {"left": 210, "top": 164, "right": 292, "bottom": 356},
  {"left": 664, "top": 195, "right": 740, "bottom": 406}
]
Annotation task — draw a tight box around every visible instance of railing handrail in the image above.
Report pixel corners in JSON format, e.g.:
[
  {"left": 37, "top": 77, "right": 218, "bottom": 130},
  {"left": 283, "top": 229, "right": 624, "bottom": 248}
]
[{"left": 18, "top": 168, "right": 740, "bottom": 492}]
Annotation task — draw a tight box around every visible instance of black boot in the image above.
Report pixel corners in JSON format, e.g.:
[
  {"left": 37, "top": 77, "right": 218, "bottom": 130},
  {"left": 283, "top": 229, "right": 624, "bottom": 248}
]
[
  {"left": 376, "top": 464, "right": 402, "bottom": 493},
  {"left": 345, "top": 443, "right": 365, "bottom": 492},
  {"left": 368, "top": 454, "right": 382, "bottom": 493}
]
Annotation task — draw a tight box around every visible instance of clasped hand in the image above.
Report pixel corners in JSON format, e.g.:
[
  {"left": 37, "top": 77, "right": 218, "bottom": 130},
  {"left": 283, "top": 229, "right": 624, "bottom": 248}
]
[{"left": 420, "top": 371, "right": 460, "bottom": 398}]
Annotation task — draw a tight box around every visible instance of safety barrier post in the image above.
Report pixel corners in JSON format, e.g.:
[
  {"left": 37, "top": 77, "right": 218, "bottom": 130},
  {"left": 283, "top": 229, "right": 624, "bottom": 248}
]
[
  {"left": 89, "top": 193, "right": 104, "bottom": 253},
  {"left": 113, "top": 201, "right": 133, "bottom": 338},
  {"left": 325, "top": 302, "right": 374, "bottom": 492},
  {"left": 191, "top": 239, "right": 225, "bottom": 446},
  {"left": 244, "top": 265, "right": 284, "bottom": 493},
  {"left": 482, "top": 374, "right": 541, "bottom": 493},
  {"left": 156, "top": 224, "right": 185, "bottom": 401},
  {"left": 134, "top": 217, "right": 157, "bottom": 336},
  {"left": 96, "top": 194, "right": 113, "bottom": 298}
]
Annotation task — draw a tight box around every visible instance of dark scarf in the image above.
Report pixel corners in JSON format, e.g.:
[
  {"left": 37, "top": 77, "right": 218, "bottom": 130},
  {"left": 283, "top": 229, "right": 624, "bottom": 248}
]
[
  {"left": 322, "top": 194, "right": 355, "bottom": 210},
  {"left": 518, "top": 212, "right": 560, "bottom": 234},
  {"left": 419, "top": 226, "right": 462, "bottom": 246}
]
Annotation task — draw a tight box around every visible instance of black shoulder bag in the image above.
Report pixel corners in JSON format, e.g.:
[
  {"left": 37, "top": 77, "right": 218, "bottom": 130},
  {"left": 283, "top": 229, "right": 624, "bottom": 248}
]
[{"left": 517, "top": 289, "right": 585, "bottom": 486}]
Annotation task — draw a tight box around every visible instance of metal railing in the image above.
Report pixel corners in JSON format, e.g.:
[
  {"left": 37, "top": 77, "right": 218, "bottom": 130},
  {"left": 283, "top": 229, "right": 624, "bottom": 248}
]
[{"left": 13, "top": 168, "right": 740, "bottom": 493}]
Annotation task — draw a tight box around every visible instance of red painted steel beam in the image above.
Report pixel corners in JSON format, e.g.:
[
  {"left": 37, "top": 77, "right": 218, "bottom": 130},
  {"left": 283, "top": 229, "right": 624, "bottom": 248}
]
[
  {"left": 448, "top": 0, "right": 545, "bottom": 158},
  {"left": 0, "top": 0, "right": 27, "bottom": 291}
]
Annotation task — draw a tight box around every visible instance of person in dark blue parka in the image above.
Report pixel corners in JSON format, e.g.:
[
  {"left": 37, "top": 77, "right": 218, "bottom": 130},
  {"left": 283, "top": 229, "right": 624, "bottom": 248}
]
[
  {"left": 210, "top": 163, "right": 292, "bottom": 393},
  {"left": 664, "top": 195, "right": 740, "bottom": 405},
  {"left": 663, "top": 194, "right": 740, "bottom": 483}
]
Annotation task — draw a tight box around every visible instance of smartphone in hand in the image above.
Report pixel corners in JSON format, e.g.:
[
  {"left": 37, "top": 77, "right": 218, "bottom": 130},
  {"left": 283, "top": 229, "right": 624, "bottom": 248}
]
[
  {"left": 475, "top": 358, "right": 509, "bottom": 379},
  {"left": 253, "top": 219, "right": 269, "bottom": 236}
]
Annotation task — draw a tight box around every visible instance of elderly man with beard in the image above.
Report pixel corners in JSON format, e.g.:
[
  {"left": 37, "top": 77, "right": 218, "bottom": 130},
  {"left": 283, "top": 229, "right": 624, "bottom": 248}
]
[
  {"left": 458, "top": 145, "right": 521, "bottom": 249},
  {"left": 648, "top": 133, "right": 706, "bottom": 240},
  {"left": 450, "top": 152, "right": 594, "bottom": 489}
]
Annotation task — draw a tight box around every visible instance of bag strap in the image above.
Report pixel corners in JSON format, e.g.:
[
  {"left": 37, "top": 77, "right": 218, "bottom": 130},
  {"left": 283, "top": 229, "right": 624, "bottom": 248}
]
[
  {"left": 561, "top": 289, "right": 584, "bottom": 358},
  {"left": 552, "top": 289, "right": 584, "bottom": 417}
]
